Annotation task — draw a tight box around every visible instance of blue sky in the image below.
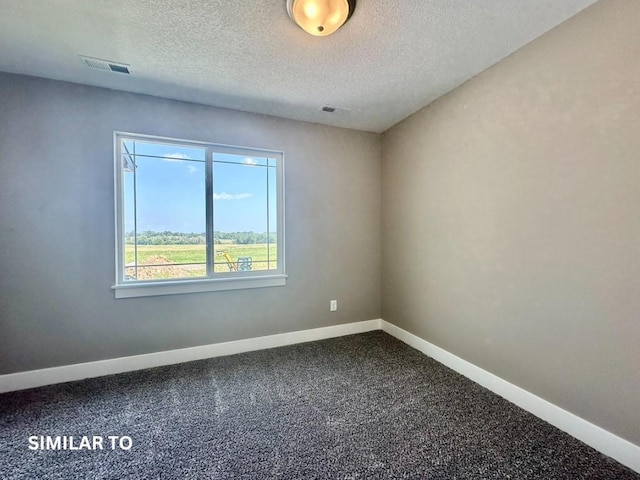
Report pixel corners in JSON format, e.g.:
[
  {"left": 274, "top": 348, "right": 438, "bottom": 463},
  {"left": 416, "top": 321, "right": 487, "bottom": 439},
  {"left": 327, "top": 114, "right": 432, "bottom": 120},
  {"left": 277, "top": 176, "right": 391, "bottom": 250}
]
[{"left": 123, "top": 141, "right": 277, "bottom": 233}]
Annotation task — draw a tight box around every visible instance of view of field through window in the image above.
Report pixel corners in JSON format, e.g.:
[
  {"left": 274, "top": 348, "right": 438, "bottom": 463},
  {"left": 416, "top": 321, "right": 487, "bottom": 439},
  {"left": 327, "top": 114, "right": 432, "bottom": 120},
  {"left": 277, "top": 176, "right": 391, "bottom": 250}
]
[{"left": 122, "top": 139, "right": 278, "bottom": 281}]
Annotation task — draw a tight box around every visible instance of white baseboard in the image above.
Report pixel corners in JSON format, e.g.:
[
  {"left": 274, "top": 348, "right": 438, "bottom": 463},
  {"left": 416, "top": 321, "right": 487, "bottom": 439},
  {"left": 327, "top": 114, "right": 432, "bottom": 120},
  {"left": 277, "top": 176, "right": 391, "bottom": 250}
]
[
  {"left": 380, "top": 320, "right": 640, "bottom": 474},
  {"left": 2, "top": 317, "right": 637, "bottom": 474},
  {"left": 0, "top": 319, "right": 381, "bottom": 394}
]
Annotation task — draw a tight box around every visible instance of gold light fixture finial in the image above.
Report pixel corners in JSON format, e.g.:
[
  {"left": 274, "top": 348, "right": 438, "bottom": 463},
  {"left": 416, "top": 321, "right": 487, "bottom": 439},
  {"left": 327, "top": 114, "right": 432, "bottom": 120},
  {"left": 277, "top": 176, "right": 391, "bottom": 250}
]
[{"left": 287, "top": 0, "right": 356, "bottom": 37}]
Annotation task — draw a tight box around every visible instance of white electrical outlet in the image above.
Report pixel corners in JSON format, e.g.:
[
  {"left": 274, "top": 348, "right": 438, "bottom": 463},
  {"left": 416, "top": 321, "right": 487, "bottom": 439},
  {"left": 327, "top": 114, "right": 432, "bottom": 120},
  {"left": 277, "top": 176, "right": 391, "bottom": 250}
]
[{"left": 330, "top": 300, "right": 338, "bottom": 312}]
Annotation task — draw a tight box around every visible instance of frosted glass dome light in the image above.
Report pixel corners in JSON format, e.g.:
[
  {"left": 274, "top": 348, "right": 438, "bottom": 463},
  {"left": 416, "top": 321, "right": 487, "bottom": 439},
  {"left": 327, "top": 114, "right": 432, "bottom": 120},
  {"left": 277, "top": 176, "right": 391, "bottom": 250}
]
[{"left": 287, "top": 0, "right": 356, "bottom": 36}]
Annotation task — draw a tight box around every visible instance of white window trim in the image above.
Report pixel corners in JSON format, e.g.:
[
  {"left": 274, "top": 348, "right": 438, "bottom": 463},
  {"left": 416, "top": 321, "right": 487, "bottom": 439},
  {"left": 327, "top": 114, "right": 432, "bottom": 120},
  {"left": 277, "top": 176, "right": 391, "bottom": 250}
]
[
  {"left": 112, "top": 275, "right": 287, "bottom": 299},
  {"left": 112, "top": 132, "right": 286, "bottom": 298}
]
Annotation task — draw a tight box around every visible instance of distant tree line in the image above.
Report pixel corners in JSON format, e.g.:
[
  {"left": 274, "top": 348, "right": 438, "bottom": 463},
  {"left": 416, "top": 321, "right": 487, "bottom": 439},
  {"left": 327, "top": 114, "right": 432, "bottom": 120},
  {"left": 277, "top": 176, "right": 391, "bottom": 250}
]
[
  {"left": 214, "top": 231, "right": 276, "bottom": 245},
  {"left": 125, "top": 231, "right": 276, "bottom": 245}
]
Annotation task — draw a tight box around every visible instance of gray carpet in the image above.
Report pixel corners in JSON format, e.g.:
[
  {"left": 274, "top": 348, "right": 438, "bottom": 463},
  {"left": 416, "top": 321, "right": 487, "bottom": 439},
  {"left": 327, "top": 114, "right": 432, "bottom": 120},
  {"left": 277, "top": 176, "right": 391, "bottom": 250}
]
[{"left": 1, "top": 331, "right": 638, "bottom": 479}]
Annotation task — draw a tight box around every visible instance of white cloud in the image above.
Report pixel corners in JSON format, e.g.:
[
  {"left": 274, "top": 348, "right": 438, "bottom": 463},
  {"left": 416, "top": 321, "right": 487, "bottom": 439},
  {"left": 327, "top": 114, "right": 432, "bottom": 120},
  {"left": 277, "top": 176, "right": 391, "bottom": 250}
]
[
  {"left": 213, "top": 192, "right": 252, "bottom": 200},
  {"left": 244, "top": 158, "right": 257, "bottom": 166},
  {"left": 187, "top": 165, "right": 198, "bottom": 174},
  {"left": 163, "top": 152, "right": 192, "bottom": 162}
]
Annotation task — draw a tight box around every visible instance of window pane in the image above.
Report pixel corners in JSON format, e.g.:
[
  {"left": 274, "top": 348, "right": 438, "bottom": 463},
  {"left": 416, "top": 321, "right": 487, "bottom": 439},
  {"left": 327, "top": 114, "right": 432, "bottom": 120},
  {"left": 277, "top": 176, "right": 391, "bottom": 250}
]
[
  {"left": 124, "top": 149, "right": 206, "bottom": 281},
  {"left": 213, "top": 155, "right": 273, "bottom": 273}
]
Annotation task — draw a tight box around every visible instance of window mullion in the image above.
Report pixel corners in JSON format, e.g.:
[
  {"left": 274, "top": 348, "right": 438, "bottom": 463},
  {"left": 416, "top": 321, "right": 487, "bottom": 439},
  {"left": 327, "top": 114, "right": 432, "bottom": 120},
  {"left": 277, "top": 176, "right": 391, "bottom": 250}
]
[
  {"left": 266, "top": 161, "right": 270, "bottom": 269},
  {"left": 205, "top": 149, "right": 214, "bottom": 277},
  {"left": 132, "top": 141, "right": 138, "bottom": 281}
]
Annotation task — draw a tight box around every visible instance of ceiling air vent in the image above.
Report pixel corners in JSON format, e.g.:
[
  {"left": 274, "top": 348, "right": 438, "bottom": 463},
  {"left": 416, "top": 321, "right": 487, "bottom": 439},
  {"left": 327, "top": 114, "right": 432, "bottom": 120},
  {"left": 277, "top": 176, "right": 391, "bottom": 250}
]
[
  {"left": 322, "top": 105, "right": 351, "bottom": 114},
  {"left": 80, "top": 55, "right": 131, "bottom": 74}
]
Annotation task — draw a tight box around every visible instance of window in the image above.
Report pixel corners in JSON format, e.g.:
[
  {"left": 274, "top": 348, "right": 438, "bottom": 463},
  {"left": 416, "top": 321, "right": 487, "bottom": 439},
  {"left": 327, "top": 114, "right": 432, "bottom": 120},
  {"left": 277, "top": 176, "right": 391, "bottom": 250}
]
[{"left": 113, "top": 133, "right": 285, "bottom": 298}]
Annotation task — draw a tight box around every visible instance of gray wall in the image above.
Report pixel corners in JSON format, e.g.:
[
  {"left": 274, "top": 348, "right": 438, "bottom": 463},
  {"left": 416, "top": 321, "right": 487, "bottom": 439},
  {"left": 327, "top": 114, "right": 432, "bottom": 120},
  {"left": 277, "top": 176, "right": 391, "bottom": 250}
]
[
  {"left": 0, "top": 73, "right": 381, "bottom": 374},
  {"left": 382, "top": 0, "right": 640, "bottom": 445}
]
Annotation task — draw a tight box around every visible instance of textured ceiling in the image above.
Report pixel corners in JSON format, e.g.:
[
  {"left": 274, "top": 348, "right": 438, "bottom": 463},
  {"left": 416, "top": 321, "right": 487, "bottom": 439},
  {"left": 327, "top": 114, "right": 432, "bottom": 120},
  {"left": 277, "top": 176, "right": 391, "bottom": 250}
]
[{"left": 0, "top": 0, "right": 597, "bottom": 132}]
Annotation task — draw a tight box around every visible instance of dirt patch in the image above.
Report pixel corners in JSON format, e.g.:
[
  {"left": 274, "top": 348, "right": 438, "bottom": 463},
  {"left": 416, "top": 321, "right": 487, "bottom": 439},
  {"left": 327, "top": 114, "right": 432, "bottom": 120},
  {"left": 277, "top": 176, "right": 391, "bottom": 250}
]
[{"left": 125, "top": 255, "right": 196, "bottom": 280}]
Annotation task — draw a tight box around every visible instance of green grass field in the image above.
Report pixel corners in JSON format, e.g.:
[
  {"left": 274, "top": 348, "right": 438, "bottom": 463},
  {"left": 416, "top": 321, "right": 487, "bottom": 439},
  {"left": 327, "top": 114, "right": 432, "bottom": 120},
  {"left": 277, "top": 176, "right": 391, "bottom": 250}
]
[{"left": 125, "top": 243, "right": 278, "bottom": 280}]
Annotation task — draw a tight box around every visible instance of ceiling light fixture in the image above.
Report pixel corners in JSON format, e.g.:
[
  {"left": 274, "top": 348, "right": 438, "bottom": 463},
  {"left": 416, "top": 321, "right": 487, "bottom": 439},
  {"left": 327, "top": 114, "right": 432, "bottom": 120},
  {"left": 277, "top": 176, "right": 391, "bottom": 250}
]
[{"left": 287, "top": 0, "right": 356, "bottom": 37}]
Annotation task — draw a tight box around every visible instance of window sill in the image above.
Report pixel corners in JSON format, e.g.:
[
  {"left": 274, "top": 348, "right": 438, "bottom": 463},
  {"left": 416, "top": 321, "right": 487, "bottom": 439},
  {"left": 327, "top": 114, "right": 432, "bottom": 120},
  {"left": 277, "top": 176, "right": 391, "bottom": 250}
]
[{"left": 112, "top": 274, "right": 287, "bottom": 299}]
